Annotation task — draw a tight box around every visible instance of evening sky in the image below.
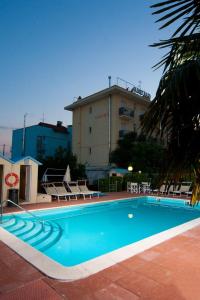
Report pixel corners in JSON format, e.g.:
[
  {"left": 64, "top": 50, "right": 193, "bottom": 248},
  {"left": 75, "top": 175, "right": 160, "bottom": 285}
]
[{"left": 0, "top": 0, "right": 172, "bottom": 155}]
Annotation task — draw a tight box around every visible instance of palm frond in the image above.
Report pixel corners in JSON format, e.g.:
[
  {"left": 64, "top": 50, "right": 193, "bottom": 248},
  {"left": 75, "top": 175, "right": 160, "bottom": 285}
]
[
  {"left": 152, "top": 0, "right": 190, "bottom": 15},
  {"left": 157, "top": 6, "right": 195, "bottom": 31},
  {"left": 151, "top": 0, "right": 200, "bottom": 36},
  {"left": 151, "top": 0, "right": 184, "bottom": 9},
  {"left": 151, "top": 33, "right": 200, "bottom": 71}
]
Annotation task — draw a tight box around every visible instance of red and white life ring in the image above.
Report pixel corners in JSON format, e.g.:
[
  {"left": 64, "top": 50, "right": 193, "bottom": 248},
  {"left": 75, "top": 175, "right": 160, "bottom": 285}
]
[{"left": 5, "top": 173, "right": 19, "bottom": 187}]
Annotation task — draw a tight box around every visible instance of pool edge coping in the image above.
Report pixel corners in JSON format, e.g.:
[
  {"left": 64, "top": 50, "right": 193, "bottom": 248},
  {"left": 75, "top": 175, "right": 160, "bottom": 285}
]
[{"left": 1, "top": 196, "right": 200, "bottom": 281}]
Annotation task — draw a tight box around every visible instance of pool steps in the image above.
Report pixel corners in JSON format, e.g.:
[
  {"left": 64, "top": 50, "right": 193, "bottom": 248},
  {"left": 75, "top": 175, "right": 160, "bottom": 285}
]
[
  {"left": 1, "top": 216, "right": 63, "bottom": 252},
  {"left": 9, "top": 219, "right": 27, "bottom": 233},
  {"left": 17, "top": 222, "right": 36, "bottom": 237},
  {"left": 37, "top": 224, "right": 63, "bottom": 252},
  {"left": 2, "top": 217, "right": 18, "bottom": 229}
]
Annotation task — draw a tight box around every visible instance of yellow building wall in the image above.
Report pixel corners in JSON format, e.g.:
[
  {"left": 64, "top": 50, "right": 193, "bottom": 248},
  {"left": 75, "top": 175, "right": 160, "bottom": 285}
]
[
  {"left": 73, "top": 97, "right": 110, "bottom": 167},
  {"left": 72, "top": 92, "right": 150, "bottom": 167}
]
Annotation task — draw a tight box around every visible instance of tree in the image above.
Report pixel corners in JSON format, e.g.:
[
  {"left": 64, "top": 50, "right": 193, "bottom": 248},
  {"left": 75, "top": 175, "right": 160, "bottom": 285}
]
[
  {"left": 110, "top": 132, "right": 137, "bottom": 168},
  {"left": 38, "top": 146, "right": 86, "bottom": 181},
  {"left": 110, "top": 132, "right": 165, "bottom": 173},
  {"left": 142, "top": 0, "right": 200, "bottom": 204}
]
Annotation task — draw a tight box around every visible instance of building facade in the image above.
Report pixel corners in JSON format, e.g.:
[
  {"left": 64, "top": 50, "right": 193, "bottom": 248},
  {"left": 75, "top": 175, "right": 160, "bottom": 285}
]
[
  {"left": 65, "top": 84, "right": 151, "bottom": 171},
  {"left": 12, "top": 122, "right": 72, "bottom": 160}
]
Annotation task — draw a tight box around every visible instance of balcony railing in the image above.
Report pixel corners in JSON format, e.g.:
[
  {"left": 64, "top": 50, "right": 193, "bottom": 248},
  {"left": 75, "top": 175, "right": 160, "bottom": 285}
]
[{"left": 119, "top": 107, "right": 134, "bottom": 119}]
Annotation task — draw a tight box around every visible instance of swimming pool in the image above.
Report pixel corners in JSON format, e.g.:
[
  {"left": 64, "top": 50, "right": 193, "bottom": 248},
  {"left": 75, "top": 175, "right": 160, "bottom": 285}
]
[{"left": 1, "top": 196, "right": 200, "bottom": 280}]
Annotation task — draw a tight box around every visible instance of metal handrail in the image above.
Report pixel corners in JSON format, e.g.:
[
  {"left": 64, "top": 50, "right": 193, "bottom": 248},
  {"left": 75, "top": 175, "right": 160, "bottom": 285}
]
[{"left": 0, "top": 199, "right": 45, "bottom": 229}]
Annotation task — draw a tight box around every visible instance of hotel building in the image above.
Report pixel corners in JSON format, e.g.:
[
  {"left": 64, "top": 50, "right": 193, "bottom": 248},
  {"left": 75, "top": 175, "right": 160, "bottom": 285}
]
[{"left": 65, "top": 81, "right": 151, "bottom": 180}]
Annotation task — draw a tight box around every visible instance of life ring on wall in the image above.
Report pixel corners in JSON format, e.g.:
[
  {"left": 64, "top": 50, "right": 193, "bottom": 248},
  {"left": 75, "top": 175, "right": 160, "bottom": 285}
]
[{"left": 5, "top": 173, "right": 19, "bottom": 187}]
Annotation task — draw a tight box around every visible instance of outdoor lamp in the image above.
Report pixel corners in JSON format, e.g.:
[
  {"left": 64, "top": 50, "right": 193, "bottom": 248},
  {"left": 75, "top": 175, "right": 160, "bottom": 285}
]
[{"left": 128, "top": 165, "right": 133, "bottom": 172}]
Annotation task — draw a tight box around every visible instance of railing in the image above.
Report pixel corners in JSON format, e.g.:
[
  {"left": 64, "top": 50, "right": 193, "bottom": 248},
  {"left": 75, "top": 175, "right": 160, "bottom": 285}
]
[
  {"left": 119, "top": 107, "right": 134, "bottom": 118},
  {"left": 0, "top": 199, "right": 45, "bottom": 229}
]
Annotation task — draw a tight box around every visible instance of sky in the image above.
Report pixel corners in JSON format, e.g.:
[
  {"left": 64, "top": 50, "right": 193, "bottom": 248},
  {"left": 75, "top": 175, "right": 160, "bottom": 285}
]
[{"left": 0, "top": 0, "right": 172, "bottom": 155}]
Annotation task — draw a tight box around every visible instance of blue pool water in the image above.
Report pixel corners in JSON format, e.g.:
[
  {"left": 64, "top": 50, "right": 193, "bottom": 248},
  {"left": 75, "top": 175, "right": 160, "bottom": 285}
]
[{"left": 1, "top": 197, "right": 200, "bottom": 266}]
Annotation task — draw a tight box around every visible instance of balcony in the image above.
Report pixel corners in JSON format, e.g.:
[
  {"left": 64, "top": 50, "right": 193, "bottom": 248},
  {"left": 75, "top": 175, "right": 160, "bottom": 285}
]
[
  {"left": 119, "top": 107, "right": 134, "bottom": 119},
  {"left": 119, "top": 129, "right": 131, "bottom": 138}
]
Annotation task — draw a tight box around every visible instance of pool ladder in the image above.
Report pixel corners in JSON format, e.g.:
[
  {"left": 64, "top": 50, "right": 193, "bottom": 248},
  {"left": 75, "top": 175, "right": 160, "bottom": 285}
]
[{"left": 0, "top": 199, "right": 46, "bottom": 229}]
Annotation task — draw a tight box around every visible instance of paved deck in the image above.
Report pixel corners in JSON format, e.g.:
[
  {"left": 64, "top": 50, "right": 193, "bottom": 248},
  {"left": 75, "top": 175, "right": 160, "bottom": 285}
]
[{"left": 1, "top": 192, "right": 200, "bottom": 300}]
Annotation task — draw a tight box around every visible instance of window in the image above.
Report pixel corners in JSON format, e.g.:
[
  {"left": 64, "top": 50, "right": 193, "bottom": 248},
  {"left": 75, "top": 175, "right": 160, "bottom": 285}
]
[
  {"left": 89, "top": 126, "right": 92, "bottom": 134},
  {"left": 89, "top": 147, "right": 92, "bottom": 155},
  {"left": 89, "top": 106, "right": 92, "bottom": 114}
]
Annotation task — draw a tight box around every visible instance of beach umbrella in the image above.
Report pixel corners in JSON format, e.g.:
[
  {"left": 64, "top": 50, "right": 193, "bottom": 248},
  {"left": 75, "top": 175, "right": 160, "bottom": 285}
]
[{"left": 63, "top": 165, "right": 71, "bottom": 182}]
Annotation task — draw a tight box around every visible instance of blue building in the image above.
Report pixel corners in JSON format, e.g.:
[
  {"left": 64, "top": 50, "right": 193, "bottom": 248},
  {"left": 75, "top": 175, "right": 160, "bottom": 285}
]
[{"left": 12, "top": 121, "right": 72, "bottom": 160}]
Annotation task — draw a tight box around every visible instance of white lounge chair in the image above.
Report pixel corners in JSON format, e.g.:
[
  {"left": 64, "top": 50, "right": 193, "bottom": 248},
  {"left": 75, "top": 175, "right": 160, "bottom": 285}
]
[
  {"left": 153, "top": 184, "right": 166, "bottom": 194},
  {"left": 173, "top": 182, "right": 192, "bottom": 196},
  {"left": 67, "top": 181, "right": 94, "bottom": 199},
  {"left": 166, "top": 184, "right": 175, "bottom": 194},
  {"left": 162, "top": 184, "right": 176, "bottom": 195},
  {"left": 42, "top": 182, "right": 78, "bottom": 201},
  {"left": 77, "top": 180, "right": 100, "bottom": 197}
]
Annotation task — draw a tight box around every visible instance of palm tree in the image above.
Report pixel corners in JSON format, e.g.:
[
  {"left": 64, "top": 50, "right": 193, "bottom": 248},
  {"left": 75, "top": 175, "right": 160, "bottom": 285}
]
[{"left": 142, "top": 0, "right": 200, "bottom": 205}]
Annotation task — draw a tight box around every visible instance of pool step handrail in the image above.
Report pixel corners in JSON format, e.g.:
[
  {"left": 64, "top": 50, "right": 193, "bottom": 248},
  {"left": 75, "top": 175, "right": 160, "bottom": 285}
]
[{"left": 0, "top": 199, "right": 45, "bottom": 229}]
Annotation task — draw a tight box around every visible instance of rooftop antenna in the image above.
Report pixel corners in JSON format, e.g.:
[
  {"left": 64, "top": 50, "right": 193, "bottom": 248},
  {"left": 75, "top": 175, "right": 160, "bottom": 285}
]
[
  {"left": 108, "top": 76, "right": 111, "bottom": 88},
  {"left": 138, "top": 80, "right": 142, "bottom": 89}
]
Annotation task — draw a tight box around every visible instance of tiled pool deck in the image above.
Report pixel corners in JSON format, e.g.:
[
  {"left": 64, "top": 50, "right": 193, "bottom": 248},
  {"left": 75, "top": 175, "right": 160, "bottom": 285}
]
[{"left": 1, "top": 192, "right": 200, "bottom": 299}]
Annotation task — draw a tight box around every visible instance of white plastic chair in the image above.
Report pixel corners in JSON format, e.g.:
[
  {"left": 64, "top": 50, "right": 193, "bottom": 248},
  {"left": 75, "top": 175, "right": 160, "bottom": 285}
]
[
  {"left": 127, "top": 182, "right": 131, "bottom": 192},
  {"left": 140, "top": 182, "right": 151, "bottom": 193},
  {"left": 130, "top": 182, "right": 139, "bottom": 193}
]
